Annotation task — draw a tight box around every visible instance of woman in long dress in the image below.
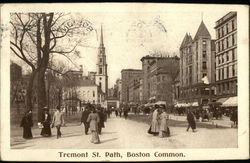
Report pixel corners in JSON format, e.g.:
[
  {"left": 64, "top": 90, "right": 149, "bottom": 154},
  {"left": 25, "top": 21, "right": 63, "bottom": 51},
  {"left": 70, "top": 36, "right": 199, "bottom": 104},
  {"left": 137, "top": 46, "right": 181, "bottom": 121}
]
[
  {"left": 186, "top": 109, "right": 196, "bottom": 132},
  {"left": 40, "top": 108, "right": 52, "bottom": 137},
  {"left": 159, "top": 106, "right": 170, "bottom": 138},
  {"left": 87, "top": 108, "right": 100, "bottom": 144},
  {"left": 149, "top": 106, "right": 160, "bottom": 136},
  {"left": 20, "top": 110, "right": 33, "bottom": 139}
]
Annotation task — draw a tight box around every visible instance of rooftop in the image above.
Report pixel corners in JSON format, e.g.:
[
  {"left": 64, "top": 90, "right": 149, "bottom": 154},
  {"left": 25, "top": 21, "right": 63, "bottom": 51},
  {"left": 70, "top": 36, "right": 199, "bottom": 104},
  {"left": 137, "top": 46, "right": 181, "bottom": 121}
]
[
  {"left": 193, "top": 21, "right": 211, "bottom": 40},
  {"left": 215, "top": 12, "right": 237, "bottom": 28}
]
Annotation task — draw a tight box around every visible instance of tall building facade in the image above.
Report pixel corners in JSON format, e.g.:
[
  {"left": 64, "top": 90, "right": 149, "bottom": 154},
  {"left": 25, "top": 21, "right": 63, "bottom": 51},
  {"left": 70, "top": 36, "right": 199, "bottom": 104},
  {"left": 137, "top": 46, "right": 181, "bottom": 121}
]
[
  {"left": 214, "top": 12, "right": 237, "bottom": 98},
  {"left": 179, "top": 21, "right": 216, "bottom": 106},
  {"left": 95, "top": 26, "right": 108, "bottom": 98},
  {"left": 141, "top": 55, "right": 179, "bottom": 104},
  {"left": 121, "top": 69, "right": 142, "bottom": 103}
]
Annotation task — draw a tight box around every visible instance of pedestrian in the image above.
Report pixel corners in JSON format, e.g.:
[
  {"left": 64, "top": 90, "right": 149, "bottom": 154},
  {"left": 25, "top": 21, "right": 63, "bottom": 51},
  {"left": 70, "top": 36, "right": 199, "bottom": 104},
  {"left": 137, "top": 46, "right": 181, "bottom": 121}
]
[
  {"left": 186, "top": 109, "right": 196, "bottom": 132},
  {"left": 97, "top": 108, "right": 105, "bottom": 135},
  {"left": 230, "top": 110, "right": 238, "bottom": 127},
  {"left": 115, "top": 108, "right": 118, "bottom": 117},
  {"left": 124, "top": 108, "right": 128, "bottom": 119},
  {"left": 119, "top": 108, "right": 122, "bottom": 117},
  {"left": 87, "top": 107, "right": 100, "bottom": 144},
  {"left": 148, "top": 105, "right": 160, "bottom": 136},
  {"left": 20, "top": 110, "right": 33, "bottom": 139},
  {"left": 51, "top": 106, "right": 64, "bottom": 139},
  {"left": 81, "top": 107, "right": 90, "bottom": 135},
  {"left": 159, "top": 106, "right": 170, "bottom": 138},
  {"left": 40, "top": 107, "right": 52, "bottom": 137},
  {"left": 107, "top": 108, "right": 111, "bottom": 118}
]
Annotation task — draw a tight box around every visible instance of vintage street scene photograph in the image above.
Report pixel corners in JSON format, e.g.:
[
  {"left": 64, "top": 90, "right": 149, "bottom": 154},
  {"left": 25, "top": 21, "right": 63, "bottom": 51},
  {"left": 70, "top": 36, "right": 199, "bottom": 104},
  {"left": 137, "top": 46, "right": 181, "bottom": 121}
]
[{"left": 8, "top": 7, "right": 239, "bottom": 150}]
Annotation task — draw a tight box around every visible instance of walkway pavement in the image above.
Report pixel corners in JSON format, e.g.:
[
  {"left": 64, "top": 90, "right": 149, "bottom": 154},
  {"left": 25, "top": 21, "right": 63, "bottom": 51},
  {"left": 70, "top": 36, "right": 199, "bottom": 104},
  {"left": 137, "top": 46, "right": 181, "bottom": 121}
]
[{"left": 11, "top": 114, "right": 237, "bottom": 149}]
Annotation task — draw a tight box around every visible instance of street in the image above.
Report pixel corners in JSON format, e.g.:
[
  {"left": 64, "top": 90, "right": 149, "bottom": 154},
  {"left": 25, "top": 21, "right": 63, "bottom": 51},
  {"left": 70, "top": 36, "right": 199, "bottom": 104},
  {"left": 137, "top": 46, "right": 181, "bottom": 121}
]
[{"left": 11, "top": 113, "right": 237, "bottom": 149}]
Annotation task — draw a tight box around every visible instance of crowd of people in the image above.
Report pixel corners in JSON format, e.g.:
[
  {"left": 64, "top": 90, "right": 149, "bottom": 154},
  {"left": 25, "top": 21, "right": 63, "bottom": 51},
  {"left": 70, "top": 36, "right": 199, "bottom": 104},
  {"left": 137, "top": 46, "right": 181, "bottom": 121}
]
[
  {"left": 20, "top": 104, "right": 111, "bottom": 144},
  {"left": 147, "top": 105, "right": 197, "bottom": 138},
  {"left": 19, "top": 103, "right": 237, "bottom": 143}
]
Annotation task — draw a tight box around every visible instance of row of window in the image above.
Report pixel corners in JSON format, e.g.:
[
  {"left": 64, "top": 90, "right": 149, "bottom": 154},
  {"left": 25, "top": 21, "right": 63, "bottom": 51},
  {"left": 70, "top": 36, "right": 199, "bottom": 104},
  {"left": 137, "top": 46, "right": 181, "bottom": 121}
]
[
  {"left": 216, "top": 33, "right": 236, "bottom": 52},
  {"left": 217, "top": 19, "right": 236, "bottom": 39},
  {"left": 217, "top": 48, "right": 236, "bottom": 65},
  {"left": 217, "top": 81, "right": 237, "bottom": 95},
  {"left": 82, "top": 90, "right": 96, "bottom": 97},
  {"left": 217, "top": 65, "right": 236, "bottom": 81}
]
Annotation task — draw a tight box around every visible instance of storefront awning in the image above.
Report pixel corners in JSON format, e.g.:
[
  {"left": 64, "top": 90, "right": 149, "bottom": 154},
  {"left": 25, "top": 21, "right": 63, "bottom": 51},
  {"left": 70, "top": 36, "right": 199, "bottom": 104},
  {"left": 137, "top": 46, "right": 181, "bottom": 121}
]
[
  {"left": 155, "top": 101, "right": 166, "bottom": 105},
  {"left": 222, "top": 96, "right": 237, "bottom": 107},
  {"left": 175, "top": 103, "right": 189, "bottom": 107},
  {"left": 190, "top": 102, "right": 199, "bottom": 106},
  {"left": 217, "top": 97, "right": 229, "bottom": 104}
]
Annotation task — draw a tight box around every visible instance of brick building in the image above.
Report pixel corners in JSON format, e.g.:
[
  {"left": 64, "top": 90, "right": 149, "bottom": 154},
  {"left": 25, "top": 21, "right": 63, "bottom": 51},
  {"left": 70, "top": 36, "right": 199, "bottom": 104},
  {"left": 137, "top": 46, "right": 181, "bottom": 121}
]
[
  {"left": 121, "top": 69, "right": 142, "bottom": 103},
  {"left": 141, "top": 55, "right": 179, "bottom": 105}
]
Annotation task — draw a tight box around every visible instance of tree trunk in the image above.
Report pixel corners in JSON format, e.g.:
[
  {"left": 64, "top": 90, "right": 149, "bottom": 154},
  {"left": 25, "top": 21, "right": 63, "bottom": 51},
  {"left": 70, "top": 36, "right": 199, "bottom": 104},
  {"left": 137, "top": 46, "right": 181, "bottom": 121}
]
[{"left": 37, "top": 67, "right": 47, "bottom": 122}]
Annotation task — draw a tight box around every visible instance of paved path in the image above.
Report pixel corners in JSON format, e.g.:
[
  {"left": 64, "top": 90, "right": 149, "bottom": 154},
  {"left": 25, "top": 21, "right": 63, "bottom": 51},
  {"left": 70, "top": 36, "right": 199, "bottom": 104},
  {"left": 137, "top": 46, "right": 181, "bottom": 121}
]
[{"left": 11, "top": 114, "right": 237, "bottom": 149}]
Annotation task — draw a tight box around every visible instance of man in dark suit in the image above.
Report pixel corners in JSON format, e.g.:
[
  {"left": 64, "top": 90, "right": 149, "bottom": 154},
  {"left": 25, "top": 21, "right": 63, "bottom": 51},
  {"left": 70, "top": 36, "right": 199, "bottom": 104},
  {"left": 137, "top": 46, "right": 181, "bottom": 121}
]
[{"left": 81, "top": 107, "right": 90, "bottom": 135}]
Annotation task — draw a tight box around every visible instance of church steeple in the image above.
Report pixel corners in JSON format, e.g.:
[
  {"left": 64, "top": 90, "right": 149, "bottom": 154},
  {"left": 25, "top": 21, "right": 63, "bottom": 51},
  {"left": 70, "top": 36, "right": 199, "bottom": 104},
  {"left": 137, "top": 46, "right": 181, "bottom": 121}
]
[
  {"left": 95, "top": 24, "right": 108, "bottom": 98},
  {"left": 100, "top": 25, "right": 104, "bottom": 47}
]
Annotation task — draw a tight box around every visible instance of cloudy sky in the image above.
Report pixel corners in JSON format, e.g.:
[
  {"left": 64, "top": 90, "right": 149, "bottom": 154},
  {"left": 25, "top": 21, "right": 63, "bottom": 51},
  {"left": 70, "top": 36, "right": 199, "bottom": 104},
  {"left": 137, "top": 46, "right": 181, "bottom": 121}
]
[{"left": 9, "top": 4, "right": 235, "bottom": 88}]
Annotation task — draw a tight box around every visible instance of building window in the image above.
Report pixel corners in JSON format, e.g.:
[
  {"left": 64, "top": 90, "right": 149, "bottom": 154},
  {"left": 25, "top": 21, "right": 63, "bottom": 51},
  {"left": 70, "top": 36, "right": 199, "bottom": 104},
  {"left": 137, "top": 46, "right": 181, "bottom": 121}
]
[
  {"left": 218, "top": 29, "right": 220, "bottom": 38},
  {"left": 202, "top": 73, "right": 207, "bottom": 77},
  {"left": 227, "top": 82, "right": 230, "bottom": 91},
  {"left": 226, "top": 24, "right": 229, "bottom": 34},
  {"left": 226, "top": 52, "right": 229, "bottom": 61},
  {"left": 99, "top": 77, "right": 102, "bottom": 80},
  {"left": 222, "top": 68, "right": 224, "bottom": 80},
  {"left": 202, "top": 50, "right": 207, "bottom": 58},
  {"left": 99, "top": 58, "right": 102, "bottom": 63},
  {"left": 222, "top": 27, "right": 224, "bottom": 36},
  {"left": 232, "top": 34, "right": 235, "bottom": 45},
  {"left": 93, "top": 91, "right": 95, "bottom": 97},
  {"left": 99, "top": 82, "right": 102, "bottom": 88},
  {"left": 202, "top": 40, "right": 207, "bottom": 49},
  {"left": 99, "top": 67, "right": 102, "bottom": 74},
  {"left": 232, "top": 65, "right": 235, "bottom": 76},
  {"left": 232, "top": 20, "right": 235, "bottom": 30},
  {"left": 218, "top": 56, "right": 221, "bottom": 64},
  {"left": 221, "top": 54, "right": 224, "bottom": 63},
  {"left": 202, "top": 62, "right": 207, "bottom": 70},
  {"left": 222, "top": 83, "right": 225, "bottom": 91},
  {"left": 232, "top": 49, "right": 235, "bottom": 60},
  {"left": 219, "top": 69, "right": 221, "bottom": 80},
  {"left": 226, "top": 38, "right": 229, "bottom": 48},
  {"left": 93, "top": 100, "right": 95, "bottom": 104},
  {"left": 227, "top": 67, "right": 229, "bottom": 78},
  {"left": 222, "top": 39, "right": 224, "bottom": 50}
]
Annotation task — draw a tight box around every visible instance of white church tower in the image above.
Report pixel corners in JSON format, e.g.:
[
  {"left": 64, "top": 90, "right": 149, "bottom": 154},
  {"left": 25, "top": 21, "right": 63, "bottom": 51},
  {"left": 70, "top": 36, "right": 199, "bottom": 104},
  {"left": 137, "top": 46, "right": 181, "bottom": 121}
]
[{"left": 95, "top": 25, "right": 108, "bottom": 98}]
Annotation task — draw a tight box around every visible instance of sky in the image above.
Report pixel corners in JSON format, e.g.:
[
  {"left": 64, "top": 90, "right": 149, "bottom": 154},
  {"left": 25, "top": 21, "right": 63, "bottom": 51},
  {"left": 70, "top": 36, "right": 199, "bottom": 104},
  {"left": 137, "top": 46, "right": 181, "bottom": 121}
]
[
  {"left": 73, "top": 10, "right": 230, "bottom": 88},
  {"left": 10, "top": 5, "right": 233, "bottom": 88}
]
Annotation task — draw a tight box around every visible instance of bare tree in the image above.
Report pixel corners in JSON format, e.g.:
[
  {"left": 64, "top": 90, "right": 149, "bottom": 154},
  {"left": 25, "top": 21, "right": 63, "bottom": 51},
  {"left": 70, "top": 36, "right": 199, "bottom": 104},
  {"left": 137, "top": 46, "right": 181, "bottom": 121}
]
[{"left": 10, "top": 13, "right": 94, "bottom": 121}]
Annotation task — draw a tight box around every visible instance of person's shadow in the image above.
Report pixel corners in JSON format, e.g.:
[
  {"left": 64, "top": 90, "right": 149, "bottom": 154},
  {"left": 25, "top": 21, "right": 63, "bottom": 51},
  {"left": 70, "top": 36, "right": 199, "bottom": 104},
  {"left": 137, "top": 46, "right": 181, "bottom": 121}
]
[{"left": 101, "top": 138, "right": 118, "bottom": 143}]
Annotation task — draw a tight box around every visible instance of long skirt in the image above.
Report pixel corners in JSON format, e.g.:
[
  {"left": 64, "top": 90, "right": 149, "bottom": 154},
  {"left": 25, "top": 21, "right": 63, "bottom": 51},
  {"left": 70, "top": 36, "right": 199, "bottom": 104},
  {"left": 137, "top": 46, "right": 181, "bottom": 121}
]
[
  {"left": 91, "top": 131, "right": 100, "bottom": 144},
  {"left": 188, "top": 120, "right": 196, "bottom": 129},
  {"left": 41, "top": 124, "right": 52, "bottom": 137},
  {"left": 23, "top": 127, "right": 33, "bottom": 139}
]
